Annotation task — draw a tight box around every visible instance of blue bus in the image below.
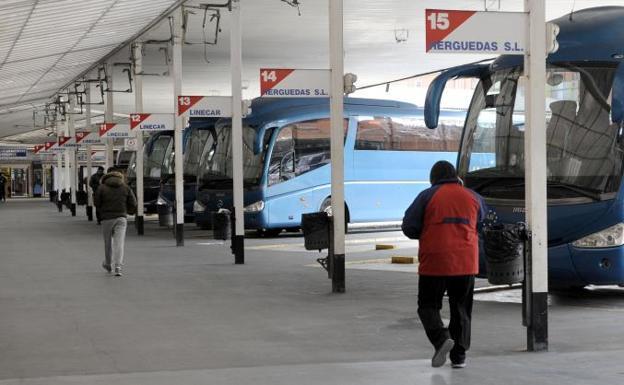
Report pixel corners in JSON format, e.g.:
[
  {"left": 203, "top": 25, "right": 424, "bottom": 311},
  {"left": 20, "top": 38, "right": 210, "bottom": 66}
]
[
  {"left": 193, "top": 97, "right": 466, "bottom": 236},
  {"left": 424, "top": 6, "right": 624, "bottom": 287},
  {"left": 157, "top": 118, "right": 217, "bottom": 223},
  {"left": 127, "top": 131, "right": 173, "bottom": 214}
]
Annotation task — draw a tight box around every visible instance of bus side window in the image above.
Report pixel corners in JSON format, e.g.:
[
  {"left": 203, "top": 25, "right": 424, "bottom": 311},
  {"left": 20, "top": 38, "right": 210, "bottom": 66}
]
[{"left": 355, "top": 117, "right": 462, "bottom": 152}]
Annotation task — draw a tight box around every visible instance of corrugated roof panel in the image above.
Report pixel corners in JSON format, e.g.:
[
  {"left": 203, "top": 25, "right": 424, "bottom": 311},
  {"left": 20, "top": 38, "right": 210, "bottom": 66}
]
[
  {"left": 0, "top": 0, "right": 179, "bottom": 111},
  {"left": 55, "top": 47, "right": 116, "bottom": 69},
  {"left": 0, "top": 5, "right": 32, "bottom": 64},
  {"left": 8, "top": 0, "right": 112, "bottom": 62}
]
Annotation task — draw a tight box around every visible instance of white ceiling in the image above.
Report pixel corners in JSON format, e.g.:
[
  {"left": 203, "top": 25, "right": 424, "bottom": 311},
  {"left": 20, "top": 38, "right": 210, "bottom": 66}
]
[{"left": 1, "top": 0, "right": 624, "bottom": 145}]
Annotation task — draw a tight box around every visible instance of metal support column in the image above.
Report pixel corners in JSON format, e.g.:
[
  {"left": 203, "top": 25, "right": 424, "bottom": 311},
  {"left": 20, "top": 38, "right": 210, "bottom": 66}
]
[
  {"left": 524, "top": 0, "right": 548, "bottom": 351},
  {"left": 86, "top": 85, "right": 94, "bottom": 221},
  {"left": 68, "top": 94, "right": 77, "bottom": 216},
  {"left": 172, "top": 8, "right": 185, "bottom": 246},
  {"left": 63, "top": 116, "right": 71, "bottom": 198},
  {"left": 231, "top": 0, "right": 245, "bottom": 264},
  {"left": 329, "top": 0, "right": 345, "bottom": 293},
  {"left": 105, "top": 61, "right": 114, "bottom": 170},
  {"left": 56, "top": 122, "right": 63, "bottom": 212},
  {"left": 134, "top": 42, "right": 145, "bottom": 235}
]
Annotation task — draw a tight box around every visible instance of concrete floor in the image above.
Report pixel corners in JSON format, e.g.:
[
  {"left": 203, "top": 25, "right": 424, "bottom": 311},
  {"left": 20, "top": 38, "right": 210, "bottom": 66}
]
[{"left": 1, "top": 199, "right": 624, "bottom": 384}]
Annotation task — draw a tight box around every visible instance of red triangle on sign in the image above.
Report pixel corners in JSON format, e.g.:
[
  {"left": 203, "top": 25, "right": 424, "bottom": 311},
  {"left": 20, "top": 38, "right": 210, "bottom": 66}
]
[
  {"left": 178, "top": 96, "right": 204, "bottom": 116},
  {"left": 99, "top": 123, "right": 116, "bottom": 137},
  {"left": 45, "top": 141, "right": 55, "bottom": 150},
  {"left": 130, "top": 113, "right": 151, "bottom": 129},
  {"left": 260, "top": 68, "right": 295, "bottom": 96},
  {"left": 425, "top": 9, "right": 476, "bottom": 52},
  {"left": 58, "top": 136, "right": 71, "bottom": 146},
  {"left": 76, "top": 132, "right": 89, "bottom": 143}
]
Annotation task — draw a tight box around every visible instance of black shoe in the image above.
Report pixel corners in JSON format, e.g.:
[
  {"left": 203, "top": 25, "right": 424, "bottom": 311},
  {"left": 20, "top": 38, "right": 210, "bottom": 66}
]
[
  {"left": 102, "top": 262, "right": 111, "bottom": 273},
  {"left": 451, "top": 359, "right": 466, "bottom": 369},
  {"left": 432, "top": 339, "right": 454, "bottom": 368}
]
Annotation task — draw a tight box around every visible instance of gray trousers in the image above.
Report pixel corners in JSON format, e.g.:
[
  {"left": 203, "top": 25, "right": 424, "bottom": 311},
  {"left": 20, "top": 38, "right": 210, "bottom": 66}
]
[{"left": 102, "top": 217, "right": 127, "bottom": 267}]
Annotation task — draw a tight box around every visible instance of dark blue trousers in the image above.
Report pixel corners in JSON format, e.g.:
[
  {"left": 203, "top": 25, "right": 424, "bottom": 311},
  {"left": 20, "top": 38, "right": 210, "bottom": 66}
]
[{"left": 418, "top": 275, "right": 475, "bottom": 362}]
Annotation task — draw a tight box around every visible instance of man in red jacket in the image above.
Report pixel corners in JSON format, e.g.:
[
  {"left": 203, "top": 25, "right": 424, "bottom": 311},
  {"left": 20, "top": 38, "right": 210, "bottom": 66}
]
[{"left": 402, "top": 161, "right": 486, "bottom": 369}]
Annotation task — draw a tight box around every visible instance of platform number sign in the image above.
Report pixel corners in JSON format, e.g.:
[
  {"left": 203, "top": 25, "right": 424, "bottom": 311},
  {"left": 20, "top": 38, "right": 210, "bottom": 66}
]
[
  {"left": 427, "top": 11, "right": 450, "bottom": 30},
  {"left": 261, "top": 70, "right": 278, "bottom": 83},
  {"left": 178, "top": 96, "right": 192, "bottom": 108},
  {"left": 177, "top": 96, "right": 231, "bottom": 117},
  {"left": 260, "top": 68, "right": 329, "bottom": 97},
  {"left": 425, "top": 9, "right": 529, "bottom": 54}
]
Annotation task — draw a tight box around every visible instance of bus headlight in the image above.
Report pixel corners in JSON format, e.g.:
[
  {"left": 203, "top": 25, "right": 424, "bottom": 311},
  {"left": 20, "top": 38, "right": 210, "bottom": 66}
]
[
  {"left": 572, "top": 223, "right": 624, "bottom": 248},
  {"left": 193, "top": 200, "right": 206, "bottom": 213},
  {"left": 156, "top": 195, "right": 167, "bottom": 206},
  {"left": 244, "top": 200, "right": 265, "bottom": 213}
]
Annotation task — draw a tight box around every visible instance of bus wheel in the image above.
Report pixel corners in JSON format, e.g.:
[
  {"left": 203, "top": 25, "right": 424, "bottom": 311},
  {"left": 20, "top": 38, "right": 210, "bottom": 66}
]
[
  {"left": 256, "top": 228, "right": 282, "bottom": 238},
  {"left": 320, "top": 198, "right": 349, "bottom": 233}
]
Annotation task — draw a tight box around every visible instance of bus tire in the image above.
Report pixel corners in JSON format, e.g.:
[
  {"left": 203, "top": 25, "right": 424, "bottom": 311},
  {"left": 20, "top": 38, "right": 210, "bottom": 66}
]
[
  {"left": 256, "top": 228, "right": 282, "bottom": 238},
  {"left": 320, "top": 197, "right": 349, "bottom": 233}
]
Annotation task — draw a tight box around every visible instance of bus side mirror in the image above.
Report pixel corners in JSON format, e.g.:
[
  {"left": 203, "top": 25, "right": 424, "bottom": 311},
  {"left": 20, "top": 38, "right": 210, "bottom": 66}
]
[
  {"left": 424, "top": 64, "right": 490, "bottom": 129},
  {"left": 611, "top": 63, "right": 624, "bottom": 125}
]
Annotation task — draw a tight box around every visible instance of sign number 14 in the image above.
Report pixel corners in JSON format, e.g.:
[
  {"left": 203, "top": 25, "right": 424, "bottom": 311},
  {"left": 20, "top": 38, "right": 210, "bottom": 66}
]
[
  {"left": 427, "top": 12, "right": 449, "bottom": 30},
  {"left": 261, "top": 70, "right": 277, "bottom": 82}
]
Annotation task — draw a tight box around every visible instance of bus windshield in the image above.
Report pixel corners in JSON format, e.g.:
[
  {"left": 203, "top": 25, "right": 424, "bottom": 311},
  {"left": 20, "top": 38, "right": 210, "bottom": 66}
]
[
  {"left": 460, "top": 63, "right": 622, "bottom": 200},
  {"left": 197, "top": 121, "right": 263, "bottom": 189},
  {"left": 146, "top": 135, "right": 173, "bottom": 179},
  {"left": 183, "top": 128, "right": 211, "bottom": 180},
  {"left": 127, "top": 152, "right": 137, "bottom": 178}
]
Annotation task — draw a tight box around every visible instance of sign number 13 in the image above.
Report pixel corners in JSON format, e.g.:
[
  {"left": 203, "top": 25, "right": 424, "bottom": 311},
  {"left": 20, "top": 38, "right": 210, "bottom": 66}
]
[
  {"left": 427, "top": 12, "right": 449, "bottom": 30},
  {"left": 179, "top": 96, "right": 191, "bottom": 106},
  {"left": 261, "top": 70, "right": 277, "bottom": 82}
]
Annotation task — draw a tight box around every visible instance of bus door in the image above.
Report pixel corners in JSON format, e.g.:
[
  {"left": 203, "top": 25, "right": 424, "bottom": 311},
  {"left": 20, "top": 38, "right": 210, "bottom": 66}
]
[{"left": 265, "top": 119, "right": 341, "bottom": 227}]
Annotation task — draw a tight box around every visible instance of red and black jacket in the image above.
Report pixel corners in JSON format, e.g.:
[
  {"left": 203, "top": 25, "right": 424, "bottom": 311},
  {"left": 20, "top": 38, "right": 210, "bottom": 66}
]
[{"left": 402, "top": 179, "right": 486, "bottom": 276}]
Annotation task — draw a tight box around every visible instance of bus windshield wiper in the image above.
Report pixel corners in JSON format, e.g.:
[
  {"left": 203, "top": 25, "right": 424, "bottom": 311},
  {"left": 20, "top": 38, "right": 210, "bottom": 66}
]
[
  {"left": 469, "top": 176, "right": 523, "bottom": 192},
  {"left": 501, "top": 180, "right": 603, "bottom": 201},
  {"left": 546, "top": 182, "right": 602, "bottom": 201}
]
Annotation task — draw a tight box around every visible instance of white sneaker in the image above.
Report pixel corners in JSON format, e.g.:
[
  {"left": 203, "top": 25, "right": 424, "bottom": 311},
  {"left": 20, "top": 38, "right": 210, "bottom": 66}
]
[
  {"left": 114, "top": 266, "right": 122, "bottom": 276},
  {"left": 451, "top": 361, "right": 466, "bottom": 369}
]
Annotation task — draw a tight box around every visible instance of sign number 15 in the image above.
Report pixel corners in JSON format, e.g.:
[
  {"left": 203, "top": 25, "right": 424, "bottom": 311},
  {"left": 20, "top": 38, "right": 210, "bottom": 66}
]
[{"left": 427, "top": 12, "right": 449, "bottom": 30}]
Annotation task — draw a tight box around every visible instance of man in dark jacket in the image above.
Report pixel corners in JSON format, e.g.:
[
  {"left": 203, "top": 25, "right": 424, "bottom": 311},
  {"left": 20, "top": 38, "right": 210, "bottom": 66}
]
[
  {"left": 0, "top": 173, "right": 7, "bottom": 202},
  {"left": 94, "top": 168, "right": 137, "bottom": 276},
  {"left": 402, "top": 161, "right": 486, "bottom": 369},
  {"left": 90, "top": 167, "right": 105, "bottom": 224}
]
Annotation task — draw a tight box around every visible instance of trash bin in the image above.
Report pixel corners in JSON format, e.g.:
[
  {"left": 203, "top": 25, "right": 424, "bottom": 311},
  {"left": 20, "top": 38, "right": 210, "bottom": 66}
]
[
  {"left": 77, "top": 191, "right": 87, "bottom": 205},
  {"left": 212, "top": 209, "right": 231, "bottom": 240},
  {"left": 302, "top": 212, "right": 330, "bottom": 251},
  {"left": 157, "top": 204, "right": 174, "bottom": 227},
  {"left": 60, "top": 191, "right": 70, "bottom": 207},
  {"left": 483, "top": 223, "right": 527, "bottom": 285}
]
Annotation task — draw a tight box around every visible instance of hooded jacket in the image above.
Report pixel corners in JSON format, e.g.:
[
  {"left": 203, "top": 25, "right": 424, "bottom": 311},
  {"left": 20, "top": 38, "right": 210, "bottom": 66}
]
[
  {"left": 402, "top": 179, "right": 486, "bottom": 276},
  {"left": 94, "top": 171, "right": 137, "bottom": 221}
]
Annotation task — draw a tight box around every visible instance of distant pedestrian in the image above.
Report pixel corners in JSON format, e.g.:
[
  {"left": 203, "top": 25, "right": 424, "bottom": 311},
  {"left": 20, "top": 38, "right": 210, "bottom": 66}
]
[
  {"left": 94, "top": 167, "right": 137, "bottom": 276},
  {"left": 402, "top": 161, "right": 486, "bottom": 369},
  {"left": 89, "top": 167, "right": 105, "bottom": 224},
  {"left": 0, "top": 173, "right": 7, "bottom": 202}
]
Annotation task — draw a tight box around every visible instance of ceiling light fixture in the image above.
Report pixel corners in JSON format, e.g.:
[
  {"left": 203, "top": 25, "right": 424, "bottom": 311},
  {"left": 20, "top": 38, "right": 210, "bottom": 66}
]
[
  {"left": 281, "top": 0, "right": 302, "bottom": 16},
  {"left": 394, "top": 29, "right": 409, "bottom": 43}
]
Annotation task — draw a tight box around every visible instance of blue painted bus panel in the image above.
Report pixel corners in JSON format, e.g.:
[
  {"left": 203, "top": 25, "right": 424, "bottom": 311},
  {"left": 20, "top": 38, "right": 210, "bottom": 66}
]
[
  {"left": 424, "top": 7, "right": 624, "bottom": 287},
  {"left": 570, "top": 245, "right": 624, "bottom": 285},
  {"left": 196, "top": 97, "right": 462, "bottom": 231}
]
